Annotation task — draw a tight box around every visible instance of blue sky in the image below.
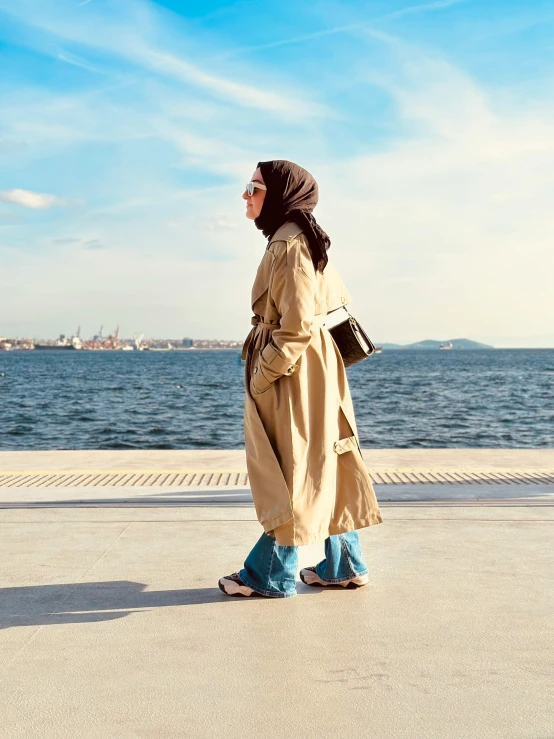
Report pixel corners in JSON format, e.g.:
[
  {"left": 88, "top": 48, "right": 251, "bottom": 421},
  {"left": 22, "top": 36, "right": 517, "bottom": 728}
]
[{"left": 1, "top": 0, "right": 553, "bottom": 346}]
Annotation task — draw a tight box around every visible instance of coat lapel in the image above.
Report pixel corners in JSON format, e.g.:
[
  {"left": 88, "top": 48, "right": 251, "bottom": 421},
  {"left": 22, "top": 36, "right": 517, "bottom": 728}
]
[{"left": 251, "top": 250, "right": 274, "bottom": 310}]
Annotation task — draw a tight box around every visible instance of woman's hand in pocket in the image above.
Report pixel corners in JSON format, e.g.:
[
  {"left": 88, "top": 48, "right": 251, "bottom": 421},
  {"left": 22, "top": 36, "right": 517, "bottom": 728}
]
[{"left": 249, "top": 361, "right": 273, "bottom": 396}]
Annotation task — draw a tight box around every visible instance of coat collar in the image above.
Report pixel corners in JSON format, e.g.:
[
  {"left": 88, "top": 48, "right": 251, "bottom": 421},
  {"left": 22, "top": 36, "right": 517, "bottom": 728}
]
[{"left": 268, "top": 221, "right": 303, "bottom": 245}]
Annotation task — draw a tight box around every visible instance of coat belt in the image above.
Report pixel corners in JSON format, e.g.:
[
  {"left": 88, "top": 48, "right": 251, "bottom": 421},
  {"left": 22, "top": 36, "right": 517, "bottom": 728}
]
[
  {"left": 251, "top": 317, "right": 277, "bottom": 329},
  {"left": 242, "top": 313, "right": 327, "bottom": 360},
  {"left": 250, "top": 314, "right": 327, "bottom": 329}
]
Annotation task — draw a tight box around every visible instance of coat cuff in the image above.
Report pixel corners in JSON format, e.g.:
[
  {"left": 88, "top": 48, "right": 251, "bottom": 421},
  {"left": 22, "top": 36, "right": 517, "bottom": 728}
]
[
  {"left": 333, "top": 436, "right": 358, "bottom": 455},
  {"left": 260, "top": 342, "right": 298, "bottom": 379}
]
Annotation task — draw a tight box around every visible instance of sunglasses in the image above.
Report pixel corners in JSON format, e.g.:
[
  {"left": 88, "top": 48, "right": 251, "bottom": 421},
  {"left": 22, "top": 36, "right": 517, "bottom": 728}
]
[{"left": 245, "top": 181, "right": 267, "bottom": 196}]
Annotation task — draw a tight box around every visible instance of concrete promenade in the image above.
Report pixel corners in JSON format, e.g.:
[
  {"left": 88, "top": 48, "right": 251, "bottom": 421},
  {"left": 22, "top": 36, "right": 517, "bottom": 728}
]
[{"left": 1, "top": 449, "right": 553, "bottom": 739}]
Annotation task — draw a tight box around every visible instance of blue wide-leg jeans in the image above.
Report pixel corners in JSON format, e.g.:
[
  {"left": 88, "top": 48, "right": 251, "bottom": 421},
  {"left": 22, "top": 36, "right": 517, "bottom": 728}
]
[{"left": 238, "top": 530, "right": 369, "bottom": 598}]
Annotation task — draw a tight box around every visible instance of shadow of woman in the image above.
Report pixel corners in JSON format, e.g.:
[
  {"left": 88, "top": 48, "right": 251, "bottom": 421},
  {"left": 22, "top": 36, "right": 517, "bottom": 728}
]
[{"left": 1, "top": 579, "right": 320, "bottom": 629}]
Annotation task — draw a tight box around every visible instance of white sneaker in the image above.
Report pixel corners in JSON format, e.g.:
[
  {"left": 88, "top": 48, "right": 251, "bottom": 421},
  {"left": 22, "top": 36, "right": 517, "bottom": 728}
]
[{"left": 299, "top": 566, "right": 369, "bottom": 589}]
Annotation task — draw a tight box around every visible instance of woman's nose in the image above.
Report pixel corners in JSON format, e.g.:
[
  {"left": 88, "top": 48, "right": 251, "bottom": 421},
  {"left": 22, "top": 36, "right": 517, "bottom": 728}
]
[{"left": 242, "top": 190, "right": 249, "bottom": 201}]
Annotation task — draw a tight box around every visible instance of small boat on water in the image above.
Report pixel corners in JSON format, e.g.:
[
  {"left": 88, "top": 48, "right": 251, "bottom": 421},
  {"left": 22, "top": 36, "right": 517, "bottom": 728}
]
[
  {"left": 34, "top": 334, "right": 83, "bottom": 350},
  {"left": 440, "top": 342, "right": 453, "bottom": 350},
  {"left": 34, "top": 344, "right": 76, "bottom": 350}
]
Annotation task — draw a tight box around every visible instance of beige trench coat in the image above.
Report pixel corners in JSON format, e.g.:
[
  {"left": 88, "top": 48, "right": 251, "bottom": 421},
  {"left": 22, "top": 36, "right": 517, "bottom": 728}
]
[{"left": 242, "top": 221, "right": 383, "bottom": 546}]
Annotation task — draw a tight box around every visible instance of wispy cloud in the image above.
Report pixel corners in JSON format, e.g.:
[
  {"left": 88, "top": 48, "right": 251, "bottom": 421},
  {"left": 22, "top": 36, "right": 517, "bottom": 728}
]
[
  {"left": 83, "top": 239, "right": 104, "bottom": 249},
  {"left": 207, "top": 217, "right": 239, "bottom": 231},
  {"left": 0, "top": 137, "right": 28, "bottom": 153},
  {"left": 0, "top": 0, "right": 326, "bottom": 117},
  {"left": 56, "top": 49, "right": 107, "bottom": 75},
  {"left": 0, "top": 188, "right": 77, "bottom": 209},
  {"left": 385, "top": 0, "right": 469, "bottom": 22},
  {"left": 0, "top": 212, "right": 21, "bottom": 222},
  {"left": 138, "top": 49, "right": 326, "bottom": 116},
  {"left": 216, "top": 0, "right": 469, "bottom": 58},
  {"left": 50, "top": 236, "right": 105, "bottom": 249}
]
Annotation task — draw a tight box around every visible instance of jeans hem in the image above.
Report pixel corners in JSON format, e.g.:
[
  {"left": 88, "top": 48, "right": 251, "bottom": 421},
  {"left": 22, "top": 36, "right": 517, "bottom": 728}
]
[{"left": 238, "top": 570, "right": 297, "bottom": 598}]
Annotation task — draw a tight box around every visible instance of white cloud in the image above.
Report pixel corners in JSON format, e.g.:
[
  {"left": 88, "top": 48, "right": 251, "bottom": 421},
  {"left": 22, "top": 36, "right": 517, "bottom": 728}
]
[
  {"left": 207, "top": 218, "right": 239, "bottom": 231},
  {"left": 0, "top": 188, "right": 75, "bottom": 209},
  {"left": 313, "top": 48, "right": 554, "bottom": 347}
]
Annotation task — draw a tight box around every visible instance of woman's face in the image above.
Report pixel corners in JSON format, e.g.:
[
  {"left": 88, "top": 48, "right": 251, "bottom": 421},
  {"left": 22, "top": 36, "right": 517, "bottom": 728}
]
[{"left": 243, "top": 167, "right": 266, "bottom": 220}]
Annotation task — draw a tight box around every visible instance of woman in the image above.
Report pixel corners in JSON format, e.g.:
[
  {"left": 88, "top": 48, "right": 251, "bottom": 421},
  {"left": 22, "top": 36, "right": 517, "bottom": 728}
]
[{"left": 218, "top": 160, "right": 382, "bottom": 598}]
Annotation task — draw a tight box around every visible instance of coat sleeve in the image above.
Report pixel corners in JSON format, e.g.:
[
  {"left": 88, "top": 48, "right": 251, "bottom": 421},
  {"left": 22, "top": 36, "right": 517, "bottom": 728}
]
[{"left": 257, "top": 235, "right": 317, "bottom": 385}]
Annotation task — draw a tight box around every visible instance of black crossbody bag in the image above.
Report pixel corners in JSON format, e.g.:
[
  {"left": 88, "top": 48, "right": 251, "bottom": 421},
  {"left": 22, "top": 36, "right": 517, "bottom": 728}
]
[{"left": 326, "top": 306, "right": 376, "bottom": 367}]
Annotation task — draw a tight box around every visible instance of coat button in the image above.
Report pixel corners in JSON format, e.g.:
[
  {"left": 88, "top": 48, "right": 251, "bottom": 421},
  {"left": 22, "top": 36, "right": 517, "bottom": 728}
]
[{"left": 253, "top": 367, "right": 258, "bottom": 373}]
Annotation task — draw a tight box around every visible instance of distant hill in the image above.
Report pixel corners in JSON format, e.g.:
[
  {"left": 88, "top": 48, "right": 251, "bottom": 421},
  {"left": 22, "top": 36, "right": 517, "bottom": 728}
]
[{"left": 377, "top": 338, "right": 494, "bottom": 350}]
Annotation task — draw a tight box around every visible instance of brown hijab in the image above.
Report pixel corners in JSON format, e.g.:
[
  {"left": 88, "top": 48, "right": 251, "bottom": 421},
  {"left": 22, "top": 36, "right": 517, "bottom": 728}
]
[{"left": 254, "top": 160, "right": 331, "bottom": 273}]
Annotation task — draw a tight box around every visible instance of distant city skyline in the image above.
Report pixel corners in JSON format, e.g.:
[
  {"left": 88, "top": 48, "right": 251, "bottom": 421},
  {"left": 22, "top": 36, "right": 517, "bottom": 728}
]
[
  {"left": 1, "top": 0, "right": 553, "bottom": 349},
  {"left": 2, "top": 328, "right": 546, "bottom": 350},
  {"left": 2, "top": 324, "right": 553, "bottom": 352}
]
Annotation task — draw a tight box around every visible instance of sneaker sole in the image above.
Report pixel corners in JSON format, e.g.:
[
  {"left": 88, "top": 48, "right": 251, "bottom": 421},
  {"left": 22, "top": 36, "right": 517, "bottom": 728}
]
[
  {"left": 218, "top": 577, "right": 261, "bottom": 597},
  {"left": 299, "top": 568, "right": 369, "bottom": 589}
]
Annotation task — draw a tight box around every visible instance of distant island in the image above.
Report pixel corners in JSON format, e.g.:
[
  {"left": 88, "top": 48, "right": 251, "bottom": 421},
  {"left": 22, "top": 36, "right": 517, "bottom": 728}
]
[{"left": 376, "top": 338, "right": 494, "bottom": 351}]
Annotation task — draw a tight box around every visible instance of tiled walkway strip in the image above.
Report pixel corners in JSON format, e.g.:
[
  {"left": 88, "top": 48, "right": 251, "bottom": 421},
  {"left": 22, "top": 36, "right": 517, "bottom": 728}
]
[{"left": 1, "top": 468, "right": 553, "bottom": 488}]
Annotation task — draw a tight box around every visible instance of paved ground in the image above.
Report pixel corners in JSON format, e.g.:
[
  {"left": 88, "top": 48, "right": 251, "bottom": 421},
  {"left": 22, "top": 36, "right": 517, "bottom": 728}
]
[
  {"left": 1, "top": 450, "right": 553, "bottom": 739},
  {"left": 2, "top": 447, "right": 554, "bottom": 471}
]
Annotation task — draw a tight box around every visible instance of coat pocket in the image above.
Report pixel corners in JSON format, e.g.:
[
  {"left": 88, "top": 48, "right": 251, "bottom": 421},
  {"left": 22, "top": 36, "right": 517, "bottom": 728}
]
[{"left": 249, "top": 362, "right": 273, "bottom": 395}]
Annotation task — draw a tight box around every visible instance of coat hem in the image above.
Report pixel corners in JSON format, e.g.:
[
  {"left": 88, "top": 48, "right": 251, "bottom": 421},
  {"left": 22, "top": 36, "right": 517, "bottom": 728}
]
[
  {"left": 273, "top": 515, "right": 383, "bottom": 547},
  {"left": 261, "top": 509, "right": 294, "bottom": 533}
]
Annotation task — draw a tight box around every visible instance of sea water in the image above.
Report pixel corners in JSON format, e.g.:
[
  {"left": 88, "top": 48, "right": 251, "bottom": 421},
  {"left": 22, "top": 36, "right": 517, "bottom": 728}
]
[{"left": 0, "top": 349, "right": 552, "bottom": 450}]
